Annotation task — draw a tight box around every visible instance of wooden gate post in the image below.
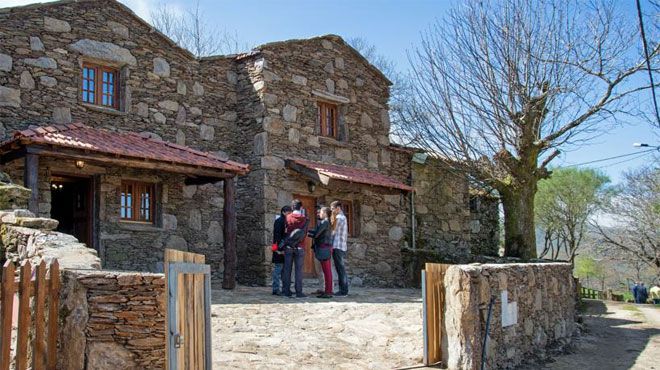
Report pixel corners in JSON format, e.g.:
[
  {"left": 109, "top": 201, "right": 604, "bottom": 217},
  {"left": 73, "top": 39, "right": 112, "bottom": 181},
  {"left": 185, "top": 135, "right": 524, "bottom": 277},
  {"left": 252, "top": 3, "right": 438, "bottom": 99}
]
[{"left": 422, "top": 263, "right": 450, "bottom": 367}]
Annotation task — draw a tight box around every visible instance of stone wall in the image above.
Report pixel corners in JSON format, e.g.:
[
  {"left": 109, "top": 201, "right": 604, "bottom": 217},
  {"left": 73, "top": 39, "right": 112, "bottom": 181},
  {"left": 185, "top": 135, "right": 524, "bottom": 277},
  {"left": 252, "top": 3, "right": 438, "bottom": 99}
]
[
  {"left": 0, "top": 208, "right": 101, "bottom": 269},
  {"left": 59, "top": 269, "right": 166, "bottom": 369},
  {"left": 233, "top": 36, "right": 414, "bottom": 286},
  {"left": 412, "top": 158, "right": 471, "bottom": 261},
  {"left": 443, "top": 263, "right": 576, "bottom": 370},
  {"left": 469, "top": 191, "right": 500, "bottom": 256}
]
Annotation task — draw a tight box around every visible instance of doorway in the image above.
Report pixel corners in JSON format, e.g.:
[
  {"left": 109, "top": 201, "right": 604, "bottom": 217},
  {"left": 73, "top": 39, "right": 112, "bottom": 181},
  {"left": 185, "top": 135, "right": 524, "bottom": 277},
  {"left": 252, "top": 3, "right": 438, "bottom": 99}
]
[
  {"left": 294, "top": 195, "right": 317, "bottom": 278},
  {"left": 50, "top": 175, "right": 93, "bottom": 248}
]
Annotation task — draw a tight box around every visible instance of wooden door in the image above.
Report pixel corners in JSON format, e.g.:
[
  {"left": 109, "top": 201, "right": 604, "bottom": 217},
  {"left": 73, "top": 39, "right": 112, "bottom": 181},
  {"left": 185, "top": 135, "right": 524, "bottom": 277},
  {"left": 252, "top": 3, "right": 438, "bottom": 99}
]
[
  {"left": 165, "top": 249, "right": 212, "bottom": 370},
  {"left": 294, "top": 195, "right": 317, "bottom": 278}
]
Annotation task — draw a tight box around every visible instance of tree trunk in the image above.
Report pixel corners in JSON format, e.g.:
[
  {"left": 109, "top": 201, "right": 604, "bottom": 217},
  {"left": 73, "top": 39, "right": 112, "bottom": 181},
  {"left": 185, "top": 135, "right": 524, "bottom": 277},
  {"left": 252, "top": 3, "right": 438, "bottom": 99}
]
[{"left": 500, "top": 183, "right": 538, "bottom": 260}]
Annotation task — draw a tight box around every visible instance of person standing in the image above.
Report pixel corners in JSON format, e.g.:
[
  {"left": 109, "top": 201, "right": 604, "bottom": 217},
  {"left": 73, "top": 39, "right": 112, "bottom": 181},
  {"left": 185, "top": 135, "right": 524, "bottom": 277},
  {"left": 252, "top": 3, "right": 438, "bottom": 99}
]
[
  {"left": 271, "top": 205, "right": 292, "bottom": 295},
  {"left": 283, "top": 199, "right": 308, "bottom": 298},
  {"left": 640, "top": 283, "right": 649, "bottom": 304},
  {"left": 633, "top": 282, "right": 641, "bottom": 303},
  {"left": 331, "top": 200, "right": 349, "bottom": 296},
  {"left": 310, "top": 206, "right": 334, "bottom": 298}
]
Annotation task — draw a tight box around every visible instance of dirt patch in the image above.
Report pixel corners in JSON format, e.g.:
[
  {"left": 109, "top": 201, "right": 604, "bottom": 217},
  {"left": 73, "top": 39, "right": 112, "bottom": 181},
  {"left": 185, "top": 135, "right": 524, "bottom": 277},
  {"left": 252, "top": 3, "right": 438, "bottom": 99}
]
[{"left": 211, "top": 286, "right": 424, "bottom": 369}]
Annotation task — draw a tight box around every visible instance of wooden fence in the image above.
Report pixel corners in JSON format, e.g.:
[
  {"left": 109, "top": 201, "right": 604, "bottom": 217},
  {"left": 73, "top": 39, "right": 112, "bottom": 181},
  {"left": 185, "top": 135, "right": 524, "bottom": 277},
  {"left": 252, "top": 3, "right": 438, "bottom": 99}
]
[
  {"left": 580, "top": 286, "right": 604, "bottom": 300},
  {"left": 0, "top": 259, "right": 60, "bottom": 370},
  {"left": 422, "top": 263, "right": 451, "bottom": 367}
]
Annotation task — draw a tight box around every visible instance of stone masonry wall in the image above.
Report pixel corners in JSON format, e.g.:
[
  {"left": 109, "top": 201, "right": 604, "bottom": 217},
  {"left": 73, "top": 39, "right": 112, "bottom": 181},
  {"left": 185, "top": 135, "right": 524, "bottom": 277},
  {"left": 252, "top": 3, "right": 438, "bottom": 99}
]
[
  {"left": 469, "top": 192, "right": 500, "bottom": 256},
  {"left": 412, "top": 158, "right": 471, "bottom": 261},
  {"left": 59, "top": 269, "right": 166, "bottom": 370},
  {"left": 443, "top": 263, "right": 576, "bottom": 370},
  {"left": 234, "top": 36, "right": 413, "bottom": 286}
]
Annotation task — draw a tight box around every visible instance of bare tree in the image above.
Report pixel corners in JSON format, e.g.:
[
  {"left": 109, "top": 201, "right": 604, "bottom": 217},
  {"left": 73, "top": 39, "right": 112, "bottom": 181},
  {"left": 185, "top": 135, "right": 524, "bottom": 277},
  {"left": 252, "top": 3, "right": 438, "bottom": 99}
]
[
  {"left": 398, "top": 0, "right": 659, "bottom": 259},
  {"left": 150, "top": 1, "right": 243, "bottom": 57},
  {"left": 595, "top": 166, "right": 660, "bottom": 278}
]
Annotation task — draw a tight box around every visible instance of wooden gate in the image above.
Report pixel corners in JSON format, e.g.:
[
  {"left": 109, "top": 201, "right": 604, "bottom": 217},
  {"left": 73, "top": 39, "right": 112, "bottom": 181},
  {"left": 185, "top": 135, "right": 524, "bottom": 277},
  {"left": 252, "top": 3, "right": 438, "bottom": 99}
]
[
  {"left": 165, "top": 249, "right": 212, "bottom": 370},
  {"left": 0, "top": 259, "right": 60, "bottom": 370},
  {"left": 422, "top": 263, "right": 450, "bottom": 367}
]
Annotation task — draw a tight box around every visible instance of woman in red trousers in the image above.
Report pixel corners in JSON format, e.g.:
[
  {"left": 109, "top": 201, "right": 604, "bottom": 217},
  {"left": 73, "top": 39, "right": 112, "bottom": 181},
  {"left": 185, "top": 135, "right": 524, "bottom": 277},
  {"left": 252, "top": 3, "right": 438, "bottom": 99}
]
[{"left": 310, "top": 206, "right": 334, "bottom": 298}]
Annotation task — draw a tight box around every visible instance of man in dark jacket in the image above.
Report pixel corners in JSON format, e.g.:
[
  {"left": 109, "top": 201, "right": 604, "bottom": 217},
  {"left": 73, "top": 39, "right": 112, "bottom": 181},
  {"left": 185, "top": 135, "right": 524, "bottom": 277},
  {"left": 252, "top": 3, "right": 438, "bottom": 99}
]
[
  {"left": 271, "top": 206, "right": 292, "bottom": 295},
  {"left": 283, "top": 199, "right": 308, "bottom": 298}
]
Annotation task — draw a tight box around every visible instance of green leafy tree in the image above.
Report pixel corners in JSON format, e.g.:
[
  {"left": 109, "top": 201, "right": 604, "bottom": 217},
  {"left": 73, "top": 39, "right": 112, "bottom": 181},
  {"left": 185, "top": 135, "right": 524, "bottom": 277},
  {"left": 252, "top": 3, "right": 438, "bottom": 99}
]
[
  {"left": 535, "top": 167, "right": 610, "bottom": 262},
  {"left": 574, "top": 255, "right": 606, "bottom": 289}
]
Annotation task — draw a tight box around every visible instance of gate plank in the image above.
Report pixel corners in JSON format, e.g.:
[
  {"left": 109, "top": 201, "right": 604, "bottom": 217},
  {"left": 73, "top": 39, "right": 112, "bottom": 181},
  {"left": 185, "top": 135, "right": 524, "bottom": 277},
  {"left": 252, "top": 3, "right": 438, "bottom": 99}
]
[
  {"left": 194, "top": 253, "right": 205, "bottom": 370},
  {"left": 33, "top": 260, "right": 47, "bottom": 370},
  {"left": 16, "top": 261, "right": 32, "bottom": 370},
  {"left": 0, "top": 261, "right": 16, "bottom": 370},
  {"left": 47, "top": 260, "right": 60, "bottom": 370},
  {"left": 423, "top": 263, "right": 450, "bottom": 366}
]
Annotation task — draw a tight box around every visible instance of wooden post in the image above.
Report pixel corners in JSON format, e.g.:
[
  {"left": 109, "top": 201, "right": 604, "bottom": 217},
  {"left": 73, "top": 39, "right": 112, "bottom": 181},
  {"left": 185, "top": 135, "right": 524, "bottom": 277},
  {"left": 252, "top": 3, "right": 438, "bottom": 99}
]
[
  {"left": 24, "top": 153, "right": 39, "bottom": 214},
  {"left": 222, "top": 176, "right": 237, "bottom": 290},
  {"left": 0, "top": 261, "right": 16, "bottom": 370}
]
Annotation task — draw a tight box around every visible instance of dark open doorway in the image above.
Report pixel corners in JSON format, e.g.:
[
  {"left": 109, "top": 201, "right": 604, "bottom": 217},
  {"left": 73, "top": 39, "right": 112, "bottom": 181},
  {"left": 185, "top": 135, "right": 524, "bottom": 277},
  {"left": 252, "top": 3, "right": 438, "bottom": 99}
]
[{"left": 50, "top": 175, "right": 93, "bottom": 248}]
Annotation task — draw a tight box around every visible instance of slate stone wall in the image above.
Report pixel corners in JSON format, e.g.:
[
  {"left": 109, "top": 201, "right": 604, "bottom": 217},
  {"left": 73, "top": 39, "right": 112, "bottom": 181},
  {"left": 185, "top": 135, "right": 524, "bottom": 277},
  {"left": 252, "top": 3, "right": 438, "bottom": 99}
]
[
  {"left": 444, "top": 263, "right": 576, "bottom": 370},
  {"left": 59, "top": 269, "right": 166, "bottom": 370}
]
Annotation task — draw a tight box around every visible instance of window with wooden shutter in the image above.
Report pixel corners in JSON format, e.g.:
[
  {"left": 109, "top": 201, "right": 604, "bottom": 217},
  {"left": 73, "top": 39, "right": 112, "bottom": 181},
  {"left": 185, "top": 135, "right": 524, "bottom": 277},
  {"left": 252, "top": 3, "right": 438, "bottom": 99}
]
[
  {"left": 81, "top": 63, "right": 119, "bottom": 109},
  {"left": 120, "top": 181, "right": 155, "bottom": 223},
  {"left": 317, "top": 101, "right": 339, "bottom": 139}
]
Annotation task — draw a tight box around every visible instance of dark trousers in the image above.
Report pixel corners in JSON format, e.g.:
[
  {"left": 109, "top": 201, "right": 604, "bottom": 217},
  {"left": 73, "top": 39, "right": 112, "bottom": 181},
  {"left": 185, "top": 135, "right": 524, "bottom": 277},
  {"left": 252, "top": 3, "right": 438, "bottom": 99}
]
[
  {"left": 283, "top": 247, "right": 305, "bottom": 296},
  {"left": 333, "top": 248, "right": 348, "bottom": 295}
]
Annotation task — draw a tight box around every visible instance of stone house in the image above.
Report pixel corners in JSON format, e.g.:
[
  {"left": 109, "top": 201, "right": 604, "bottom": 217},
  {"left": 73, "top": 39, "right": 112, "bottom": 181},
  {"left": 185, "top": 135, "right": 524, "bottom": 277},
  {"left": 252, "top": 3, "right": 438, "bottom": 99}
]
[{"left": 0, "top": 0, "right": 498, "bottom": 287}]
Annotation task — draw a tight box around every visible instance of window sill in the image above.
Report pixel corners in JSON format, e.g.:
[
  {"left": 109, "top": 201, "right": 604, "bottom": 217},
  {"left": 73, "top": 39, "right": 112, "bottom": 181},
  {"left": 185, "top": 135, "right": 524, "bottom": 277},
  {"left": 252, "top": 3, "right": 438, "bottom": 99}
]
[
  {"left": 318, "top": 136, "right": 348, "bottom": 147},
  {"left": 117, "top": 221, "right": 162, "bottom": 232},
  {"left": 81, "top": 102, "right": 126, "bottom": 116}
]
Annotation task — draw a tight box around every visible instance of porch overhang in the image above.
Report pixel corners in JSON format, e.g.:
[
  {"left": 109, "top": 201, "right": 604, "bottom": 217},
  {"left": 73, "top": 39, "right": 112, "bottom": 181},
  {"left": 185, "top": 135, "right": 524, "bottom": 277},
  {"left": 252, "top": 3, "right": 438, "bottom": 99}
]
[
  {"left": 0, "top": 123, "right": 250, "bottom": 180},
  {"left": 285, "top": 158, "right": 414, "bottom": 192}
]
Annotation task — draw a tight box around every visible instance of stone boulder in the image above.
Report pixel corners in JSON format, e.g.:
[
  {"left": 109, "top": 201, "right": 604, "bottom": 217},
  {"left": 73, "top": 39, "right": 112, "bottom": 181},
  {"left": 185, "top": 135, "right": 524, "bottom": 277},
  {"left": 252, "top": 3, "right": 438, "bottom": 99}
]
[
  {"left": 0, "top": 182, "right": 30, "bottom": 209},
  {"left": 68, "top": 39, "right": 137, "bottom": 66}
]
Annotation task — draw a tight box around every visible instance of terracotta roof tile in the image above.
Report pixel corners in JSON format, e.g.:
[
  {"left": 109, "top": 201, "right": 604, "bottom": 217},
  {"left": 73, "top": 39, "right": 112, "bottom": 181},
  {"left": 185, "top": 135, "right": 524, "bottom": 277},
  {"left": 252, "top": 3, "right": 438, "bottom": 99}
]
[
  {"left": 289, "top": 158, "right": 413, "bottom": 192},
  {"left": 2, "top": 123, "right": 249, "bottom": 175}
]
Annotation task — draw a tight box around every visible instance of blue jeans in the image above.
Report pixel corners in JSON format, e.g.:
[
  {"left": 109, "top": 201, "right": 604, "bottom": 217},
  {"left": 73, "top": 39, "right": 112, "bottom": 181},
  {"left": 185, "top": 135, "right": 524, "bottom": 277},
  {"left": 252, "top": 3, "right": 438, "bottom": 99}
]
[
  {"left": 271, "top": 263, "right": 284, "bottom": 293},
  {"left": 283, "top": 247, "right": 305, "bottom": 296},
  {"left": 333, "top": 249, "right": 348, "bottom": 295}
]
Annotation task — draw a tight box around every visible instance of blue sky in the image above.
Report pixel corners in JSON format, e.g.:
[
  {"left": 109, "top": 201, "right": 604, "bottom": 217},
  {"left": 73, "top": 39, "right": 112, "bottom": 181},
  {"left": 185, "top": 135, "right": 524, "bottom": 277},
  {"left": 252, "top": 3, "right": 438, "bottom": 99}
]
[{"left": 6, "top": 0, "right": 659, "bottom": 183}]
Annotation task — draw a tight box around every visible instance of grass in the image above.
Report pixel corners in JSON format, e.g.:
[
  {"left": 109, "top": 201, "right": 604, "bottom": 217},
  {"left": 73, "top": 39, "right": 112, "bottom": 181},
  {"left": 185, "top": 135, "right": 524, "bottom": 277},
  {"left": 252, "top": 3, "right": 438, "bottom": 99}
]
[{"left": 621, "top": 304, "right": 641, "bottom": 312}]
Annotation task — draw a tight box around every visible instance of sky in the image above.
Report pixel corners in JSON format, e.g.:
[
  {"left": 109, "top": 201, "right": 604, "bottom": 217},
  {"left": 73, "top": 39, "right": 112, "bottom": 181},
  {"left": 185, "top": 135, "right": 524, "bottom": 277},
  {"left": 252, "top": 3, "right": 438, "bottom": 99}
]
[{"left": 3, "top": 0, "right": 659, "bottom": 184}]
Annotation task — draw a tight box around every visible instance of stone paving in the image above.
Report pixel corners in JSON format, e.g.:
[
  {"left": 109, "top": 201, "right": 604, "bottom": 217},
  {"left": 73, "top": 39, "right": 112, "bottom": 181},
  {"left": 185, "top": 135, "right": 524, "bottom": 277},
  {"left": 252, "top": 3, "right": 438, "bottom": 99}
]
[{"left": 211, "top": 285, "right": 424, "bottom": 369}]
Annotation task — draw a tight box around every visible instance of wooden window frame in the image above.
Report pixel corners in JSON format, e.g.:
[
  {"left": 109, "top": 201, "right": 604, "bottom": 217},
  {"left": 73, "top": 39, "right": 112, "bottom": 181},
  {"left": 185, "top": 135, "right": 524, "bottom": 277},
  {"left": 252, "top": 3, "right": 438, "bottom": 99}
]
[
  {"left": 81, "top": 62, "right": 120, "bottom": 109},
  {"left": 317, "top": 101, "right": 339, "bottom": 139},
  {"left": 120, "top": 181, "right": 155, "bottom": 224},
  {"left": 340, "top": 200, "right": 358, "bottom": 237}
]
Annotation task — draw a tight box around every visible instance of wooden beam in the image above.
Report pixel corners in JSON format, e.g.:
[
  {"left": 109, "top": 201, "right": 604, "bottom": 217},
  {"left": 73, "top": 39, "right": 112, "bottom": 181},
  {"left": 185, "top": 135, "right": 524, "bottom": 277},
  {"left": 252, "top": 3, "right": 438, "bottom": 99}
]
[
  {"left": 24, "top": 153, "right": 39, "bottom": 214},
  {"left": 284, "top": 160, "right": 330, "bottom": 185},
  {"left": 222, "top": 176, "right": 237, "bottom": 290},
  {"left": 25, "top": 146, "right": 235, "bottom": 179}
]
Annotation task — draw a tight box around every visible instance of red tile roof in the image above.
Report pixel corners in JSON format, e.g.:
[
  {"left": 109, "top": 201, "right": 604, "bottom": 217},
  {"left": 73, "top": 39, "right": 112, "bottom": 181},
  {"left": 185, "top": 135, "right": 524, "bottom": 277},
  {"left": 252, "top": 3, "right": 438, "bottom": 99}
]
[
  {"left": 287, "top": 158, "right": 413, "bottom": 192},
  {"left": 1, "top": 123, "right": 249, "bottom": 175}
]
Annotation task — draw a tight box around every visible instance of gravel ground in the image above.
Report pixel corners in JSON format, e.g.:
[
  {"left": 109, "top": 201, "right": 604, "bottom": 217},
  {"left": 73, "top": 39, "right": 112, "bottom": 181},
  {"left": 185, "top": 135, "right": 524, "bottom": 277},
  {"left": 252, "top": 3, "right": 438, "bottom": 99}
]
[
  {"left": 211, "top": 285, "right": 424, "bottom": 369},
  {"left": 519, "top": 300, "right": 660, "bottom": 370}
]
